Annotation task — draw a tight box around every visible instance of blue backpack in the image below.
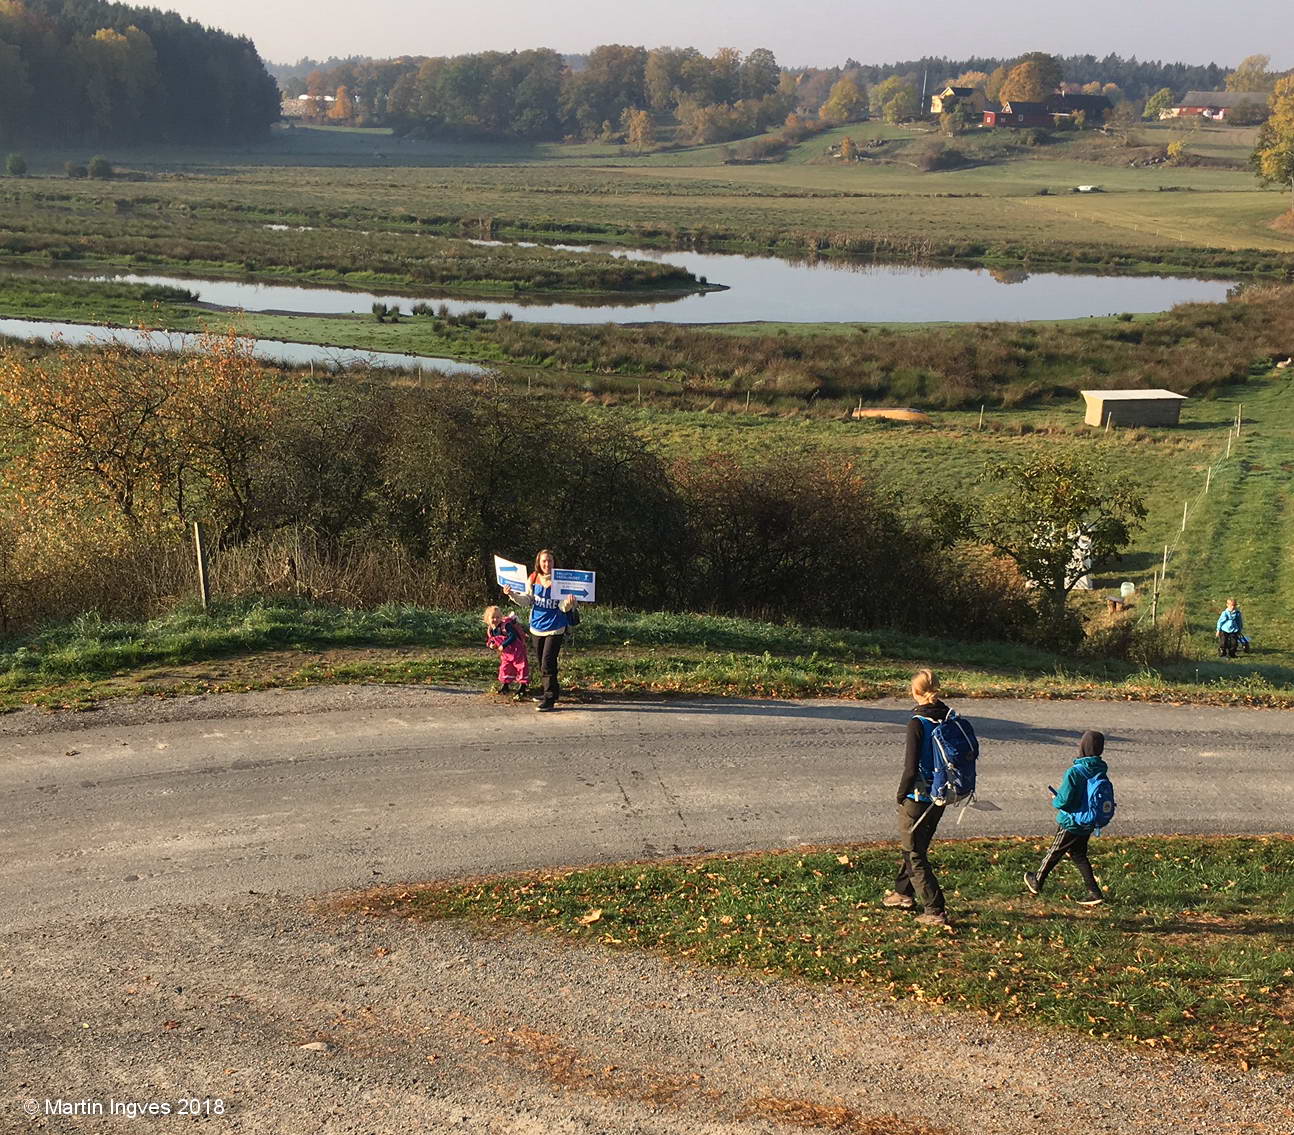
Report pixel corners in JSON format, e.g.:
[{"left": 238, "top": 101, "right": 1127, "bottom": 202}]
[
  {"left": 916, "top": 709, "right": 979, "bottom": 806},
  {"left": 1071, "top": 773, "right": 1117, "bottom": 834}
]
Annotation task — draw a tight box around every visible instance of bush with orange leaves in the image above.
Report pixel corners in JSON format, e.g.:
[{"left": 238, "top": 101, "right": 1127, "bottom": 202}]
[{"left": 0, "top": 336, "right": 296, "bottom": 623}]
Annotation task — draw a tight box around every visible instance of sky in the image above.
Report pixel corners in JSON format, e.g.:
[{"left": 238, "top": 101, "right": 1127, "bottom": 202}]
[{"left": 155, "top": 0, "right": 1293, "bottom": 71}]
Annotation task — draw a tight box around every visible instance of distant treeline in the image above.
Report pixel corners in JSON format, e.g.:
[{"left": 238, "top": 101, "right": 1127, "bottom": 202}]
[
  {"left": 279, "top": 46, "right": 793, "bottom": 142},
  {"left": 0, "top": 0, "right": 280, "bottom": 145},
  {"left": 271, "top": 47, "right": 1235, "bottom": 142},
  {"left": 815, "top": 53, "right": 1230, "bottom": 105}
]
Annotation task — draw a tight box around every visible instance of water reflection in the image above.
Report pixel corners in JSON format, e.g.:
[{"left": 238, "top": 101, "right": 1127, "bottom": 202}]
[
  {"left": 0, "top": 318, "right": 490, "bottom": 375},
  {"left": 61, "top": 247, "right": 1233, "bottom": 324}
]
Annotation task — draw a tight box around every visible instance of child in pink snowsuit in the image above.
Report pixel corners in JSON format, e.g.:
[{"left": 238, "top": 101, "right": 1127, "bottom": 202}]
[{"left": 483, "top": 605, "right": 529, "bottom": 699}]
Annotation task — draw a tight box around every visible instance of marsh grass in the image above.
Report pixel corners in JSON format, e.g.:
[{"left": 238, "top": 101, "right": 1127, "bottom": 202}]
[{"left": 372, "top": 836, "right": 1294, "bottom": 1071}]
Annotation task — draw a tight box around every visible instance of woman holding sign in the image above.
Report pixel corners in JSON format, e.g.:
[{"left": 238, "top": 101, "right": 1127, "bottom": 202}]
[{"left": 504, "top": 548, "right": 575, "bottom": 712}]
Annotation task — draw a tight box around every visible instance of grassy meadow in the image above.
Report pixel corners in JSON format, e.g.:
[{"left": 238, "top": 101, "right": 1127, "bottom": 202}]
[
  {"left": 366, "top": 836, "right": 1294, "bottom": 1072},
  {"left": 1, "top": 118, "right": 1292, "bottom": 700}
]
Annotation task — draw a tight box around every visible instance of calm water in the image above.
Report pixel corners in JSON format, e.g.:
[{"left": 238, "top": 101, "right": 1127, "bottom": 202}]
[
  {"left": 79, "top": 248, "right": 1235, "bottom": 324},
  {"left": 0, "top": 318, "right": 489, "bottom": 375}
]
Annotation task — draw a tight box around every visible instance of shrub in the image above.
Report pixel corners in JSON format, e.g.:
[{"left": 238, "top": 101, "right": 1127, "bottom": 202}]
[
  {"left": 64, "top": 161, "right": 88, "bottom": 179},
  {"left": 87, "top": 156, "right": 114, "bottom": 179},
  {"left": 4, "top": 152, "right": 27, "bottom": 177}
]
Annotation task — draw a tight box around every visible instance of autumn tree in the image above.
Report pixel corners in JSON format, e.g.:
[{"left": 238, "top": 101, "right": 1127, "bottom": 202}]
[
  {"left": 622, "top": 107, "right": 654, "bottom": 152},
  {"left": 820, "top": 77, "right": 866, "bottom": 123},
  {"left": 999, "top": 61, "right": 1048, "bottom": 104},
  {"left": 1016, "top": 51, "right": 1063, "bottom": 94},
  {"left": 1227, "top": 54, "right": 1276, "bottom": 94},
  {"left": 869, "top": 76, "right": 917, "bottom": 123},
  {"left": 328, "top": 85, "right": 354, "bottom": 121},
  {"left": 951, "top": 70, "right": 988, "bottom": 91},
  {"left": 1251, "top": 76, "right": 1294, "bottom": 208},
  {"left": 839, "top": 135, "right": 856, "bottom": 160},
  {"left": 1142, "top": 87, "right": 1175, "bottom": 120},
  {"left": 985, "top": 64, "right": 1011, "bottom": 103}
]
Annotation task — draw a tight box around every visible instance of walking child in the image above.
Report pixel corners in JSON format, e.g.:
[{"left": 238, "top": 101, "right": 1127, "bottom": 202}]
[
  {"left": 483, "top": 605, "right": 529, "bottom": 700},
  {"left": 1024, "top": 730, "right": 1114, "bottom": 906}
]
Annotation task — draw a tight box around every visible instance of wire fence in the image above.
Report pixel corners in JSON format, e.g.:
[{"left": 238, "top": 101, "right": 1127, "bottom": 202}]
[{"left": 1134, "top": 403, "right": 1244, "bottom": 628}]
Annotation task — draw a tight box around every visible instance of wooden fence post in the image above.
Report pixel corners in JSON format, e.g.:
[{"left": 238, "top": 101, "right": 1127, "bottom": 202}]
[{"left": 192, "top": 521, "right": 211, "bottom": 613}]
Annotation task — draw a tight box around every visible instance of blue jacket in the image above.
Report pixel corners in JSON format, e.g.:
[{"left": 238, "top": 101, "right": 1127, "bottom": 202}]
[
  {"left": 1053, "top": 756, "right": 1110, "bottom": 832},
  {"left": 525, "top": 575, "right": 571, "bottom": 635},
  {"left": 1216, "top": 607, "right": 1243, "bottom": 634}
]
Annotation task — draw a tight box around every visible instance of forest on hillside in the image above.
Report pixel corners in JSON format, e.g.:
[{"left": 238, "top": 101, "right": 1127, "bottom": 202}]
[{"left": 0, "top": 0, "right": 280, "bottom": 145}]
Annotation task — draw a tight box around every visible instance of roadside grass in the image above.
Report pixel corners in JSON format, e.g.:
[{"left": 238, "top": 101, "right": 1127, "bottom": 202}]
[
  {"left": 365, "top": 836, "right": 1294, "bottom": 1072},
  {"left": 1, "top": 598, "right": 1291, "bottom": 711}
]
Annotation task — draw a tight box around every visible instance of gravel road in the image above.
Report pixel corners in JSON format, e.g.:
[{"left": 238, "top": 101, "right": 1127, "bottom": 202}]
[{"left": 2, "top": 687, "right": 1292, "bottom": 1133}]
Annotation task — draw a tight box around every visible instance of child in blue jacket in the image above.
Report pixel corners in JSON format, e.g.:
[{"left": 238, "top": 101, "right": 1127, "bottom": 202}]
[{"left": 1024, "top": 730, "right": 1109, "bottom": 906}]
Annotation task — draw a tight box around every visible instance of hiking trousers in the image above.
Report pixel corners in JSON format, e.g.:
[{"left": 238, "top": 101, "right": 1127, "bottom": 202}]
[
  {"left": 531, "top": 631, "right": 564, "bottom": 705},
  {"left": 1036, "top": 826, "right": 1103, "bottom": 899},
  {"left": 895, "top": 798, "right": 946, "bottom": 914}
]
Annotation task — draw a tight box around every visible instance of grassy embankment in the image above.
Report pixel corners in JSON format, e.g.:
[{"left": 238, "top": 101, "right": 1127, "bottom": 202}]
[
  {"left": 1, "top": 597, "right": 1291, "bottom": 713},
  {"left": 0, "top": 374, "right": 1288, "bottom": 709},
  {"left": 362, "top": 836, "right": 1294, "bottom": 1072}
]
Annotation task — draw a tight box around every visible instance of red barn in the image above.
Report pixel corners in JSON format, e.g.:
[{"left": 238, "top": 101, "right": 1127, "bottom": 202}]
[{"left": 982, "top": 100, "right": 1052, "bottom": 128}]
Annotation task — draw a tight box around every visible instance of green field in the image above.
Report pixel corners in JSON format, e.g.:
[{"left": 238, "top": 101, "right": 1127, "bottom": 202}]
[
  {"left": 4, "top": 120, "right": 1292, "bottom": 271},
  {"left": 2, "top": 119, "right": 1292, "bottom": 690},
  {"left": 371, "top": 836, "right": 1294, "bottom": 1071}
]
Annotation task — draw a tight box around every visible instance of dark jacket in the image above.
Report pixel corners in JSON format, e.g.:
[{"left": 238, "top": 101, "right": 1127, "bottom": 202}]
[
  {"left": 1053, "top": 730, "right": 1109, "bottom": 832},
  {"left": 899, "top": 699, "right": 949, "bottom": 804}
]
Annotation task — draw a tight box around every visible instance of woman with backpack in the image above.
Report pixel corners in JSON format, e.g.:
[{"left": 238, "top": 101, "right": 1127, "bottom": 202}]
[
  {"left": 883, "top": 669, "right": 957, "bottom": 928},
  {"left": 504, "top": 547, "right": 576, "bottom": 712}
]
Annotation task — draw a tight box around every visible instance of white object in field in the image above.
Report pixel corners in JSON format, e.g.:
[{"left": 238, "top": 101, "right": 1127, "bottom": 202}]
[{"left": 1121, "top": 581, "right": 1136, "bottom": 598}]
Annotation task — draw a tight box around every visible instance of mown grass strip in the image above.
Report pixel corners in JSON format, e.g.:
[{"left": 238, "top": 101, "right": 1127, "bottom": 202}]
[
  {"left": 1, "top": 599, "right": 1291, "bottom": 710},
  {"left": 367, "top": 836, "right": 1294, "bottom": 1072}
]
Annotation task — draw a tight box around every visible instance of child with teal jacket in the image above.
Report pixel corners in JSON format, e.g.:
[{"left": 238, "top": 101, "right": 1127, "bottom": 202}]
[{"left": 1024, "top": 730, "right": 1110, "bottom": 906}]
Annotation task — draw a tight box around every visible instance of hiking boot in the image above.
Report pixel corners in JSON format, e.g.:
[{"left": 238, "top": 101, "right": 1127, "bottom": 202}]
[
  {"left": 535, "top": 700, "right": 555, "bottom": 712},
  {"left": 1075, "top": 895, "right": 1105, "bottom": 907},
  {"left": 915, "top": 910, "right": 951, "bottom": 928},
  {"left": 881, "top": 891, "right": 916, "bottom": 910},
  {"left": 1023, "top": 871, "right": 1041, "bottom": 896},
  {"left": 497, "top": 683, "right": 512, "bottom": 695}
]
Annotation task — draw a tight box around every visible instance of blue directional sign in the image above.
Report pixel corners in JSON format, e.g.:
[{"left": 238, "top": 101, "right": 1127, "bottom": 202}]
[{"left": 552, "top": 568, "right": 596, "bottom": 603}]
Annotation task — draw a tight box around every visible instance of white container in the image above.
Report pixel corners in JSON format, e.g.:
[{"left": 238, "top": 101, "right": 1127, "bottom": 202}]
[{"left": 1120, "top": 582, "right": 1136, "bottom": 598}]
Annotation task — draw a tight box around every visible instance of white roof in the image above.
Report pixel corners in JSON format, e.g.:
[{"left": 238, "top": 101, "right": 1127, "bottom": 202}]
[{"left": 1081, "top": 389, "right": 1186, "bottom": 401}]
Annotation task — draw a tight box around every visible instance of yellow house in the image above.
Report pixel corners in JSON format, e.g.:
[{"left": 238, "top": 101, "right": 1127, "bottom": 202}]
[{"left": 930, "top": 85, "right": 987, "bottom": 115}]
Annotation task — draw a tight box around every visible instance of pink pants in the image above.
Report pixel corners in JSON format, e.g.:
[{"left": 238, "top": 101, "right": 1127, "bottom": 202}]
[{"left": 497, "top": 642, "right": 529, "bottom": 684}]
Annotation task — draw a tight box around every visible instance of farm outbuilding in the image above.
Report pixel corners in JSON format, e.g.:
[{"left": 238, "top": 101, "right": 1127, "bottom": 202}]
[{"left": 1081, "top": 389, "right": 1187, "bottom": 427}]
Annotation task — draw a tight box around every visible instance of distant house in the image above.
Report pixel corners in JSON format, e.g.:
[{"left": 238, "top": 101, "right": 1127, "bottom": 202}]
[
  {"left": 1081, "top": 389, "right": 1187, "bottom": 428},
  {"left": 983, "top": 100, "right": 1052, "bottom": 128},
  {"left": 1164, "top": 91, "right": 1266, "bottom": 121},
  {"left": 930, "top": 85, "right": 987, "bottom": 115},
  {"left": 280, "top": 93, "right": 336, "bottom": 120},
  {"left": 1048, "top": 92, "right": 1111, "bottom": 124}
]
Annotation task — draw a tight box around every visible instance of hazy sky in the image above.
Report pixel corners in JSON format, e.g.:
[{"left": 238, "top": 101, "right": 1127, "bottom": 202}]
[{"left": 158, "top": 0, "right": 1292, "bottom": 70}]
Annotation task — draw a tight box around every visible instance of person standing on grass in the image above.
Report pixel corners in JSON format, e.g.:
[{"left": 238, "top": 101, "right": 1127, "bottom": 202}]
[
  {"left": 1024, "top": 730, "right": 1109, "bottom": 907},
  {"left": 1216, "top": 598, "right": 1244, "bottom": 659},
  {"left": 504, "top": 548, "right": 575, "bottom": 712},
  {"left": 882, "top": 669, "right": 953, "bottom": 928}
]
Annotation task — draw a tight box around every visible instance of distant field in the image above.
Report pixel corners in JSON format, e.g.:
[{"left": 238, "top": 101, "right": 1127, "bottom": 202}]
[{"left": 6, "top": 120, "right": 1292, "bottom": 271}]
